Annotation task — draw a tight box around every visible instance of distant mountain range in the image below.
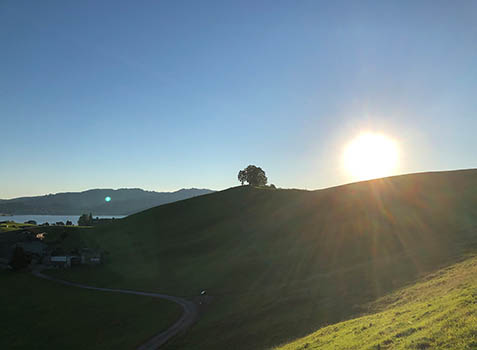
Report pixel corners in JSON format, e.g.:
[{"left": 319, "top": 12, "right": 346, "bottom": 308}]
[{"left": 0, "top": 188, "right": 214, "bottom": 215}]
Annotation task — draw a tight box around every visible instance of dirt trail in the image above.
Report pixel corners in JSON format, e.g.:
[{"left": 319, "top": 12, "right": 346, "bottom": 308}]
[{"left": 32, "top": 270, "right": 198, "bottom": 350}]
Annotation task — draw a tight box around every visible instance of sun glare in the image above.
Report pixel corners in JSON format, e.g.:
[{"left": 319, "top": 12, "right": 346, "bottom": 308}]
[{"left": 343, "top": 132, "right": 399, "bottom": 181}]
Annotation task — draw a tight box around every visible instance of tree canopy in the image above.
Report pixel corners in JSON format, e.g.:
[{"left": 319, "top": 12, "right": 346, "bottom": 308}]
[
  {"left": 78, "top": 213, "right": 93, "bottom": 226},
  {"left": 237, "top": 165, "right": 268, "bottom": 186}
]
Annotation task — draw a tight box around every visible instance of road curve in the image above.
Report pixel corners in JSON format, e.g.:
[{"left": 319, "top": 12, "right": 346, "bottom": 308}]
[{"left": 32, "top": 270, "right": 198, "bottom": 350}]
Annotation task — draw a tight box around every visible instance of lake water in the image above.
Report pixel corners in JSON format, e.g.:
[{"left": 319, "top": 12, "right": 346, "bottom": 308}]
[{"left": 0, "top": 215, "right": 125, "bottom": 225}]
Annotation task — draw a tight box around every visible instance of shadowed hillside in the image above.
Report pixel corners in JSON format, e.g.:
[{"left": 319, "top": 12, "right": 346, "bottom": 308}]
[
  {"left": 0, "top": 272, "right": 181, "bottom": 350},
  {"left": 49, "top": 169, "right": 477, "bottom": 350}
]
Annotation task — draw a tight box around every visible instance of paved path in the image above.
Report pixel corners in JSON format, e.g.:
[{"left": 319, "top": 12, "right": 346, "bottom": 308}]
[{"left": 32, "top": 270, "right": 198, "bottom": 350}]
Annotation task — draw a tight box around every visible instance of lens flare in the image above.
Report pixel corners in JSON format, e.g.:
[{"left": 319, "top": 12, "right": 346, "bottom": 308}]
[{"left": 343, "top": 132, "right": 399, "bottom": 181}]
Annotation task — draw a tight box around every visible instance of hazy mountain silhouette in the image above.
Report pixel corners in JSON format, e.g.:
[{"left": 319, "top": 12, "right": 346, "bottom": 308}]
[{"left": 0, "top": 188, "right": 214, "bottom": 215}]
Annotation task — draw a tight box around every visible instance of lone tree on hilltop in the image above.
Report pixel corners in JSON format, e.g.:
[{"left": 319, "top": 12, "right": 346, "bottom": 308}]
[{"left": 237, "top": 165, "right": 268, "bottom": 186}]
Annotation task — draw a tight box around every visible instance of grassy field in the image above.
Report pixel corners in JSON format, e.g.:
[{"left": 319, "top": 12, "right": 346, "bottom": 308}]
[
  {"left": 0, "top": 221, "right": 84, "bottom": 233},
  {"left": 0, "top": 271, "right": 182, "bottom": 350},
  {"left": 0, "top": 221, "right": 36, "bottom": 232},
  {"left": 46, "top": 169, "right": 477, "bottom": 349},
  {"left": 274, "top": 255, "right": 477, "bottom": 350}
]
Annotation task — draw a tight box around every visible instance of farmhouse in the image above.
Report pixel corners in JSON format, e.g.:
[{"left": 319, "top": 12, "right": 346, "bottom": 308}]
[
  {"left": 50, "top": 250, "right": 101, "bottom": 268},
  {"left": 0, "top": 226, "right": 103, "bottom": 269},
  {"left": 50, "top": 255, "right": 73, "bottom": 268}
]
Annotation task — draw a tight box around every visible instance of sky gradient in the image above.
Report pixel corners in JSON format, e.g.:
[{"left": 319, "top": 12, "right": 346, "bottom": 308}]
[{"left": 1, "top": 0, "right": 476, "bottom": 198}]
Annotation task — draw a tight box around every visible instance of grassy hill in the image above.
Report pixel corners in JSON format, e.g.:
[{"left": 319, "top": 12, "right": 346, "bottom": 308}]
[
  {"left": 0, "top": 272, "right": 182, "bottom": 350},
  {"left": 274, "top": 255, "right": 477, "bottom": 350},
  {"left": 47, "top": 169, "right": 477, "bottom": 349}
]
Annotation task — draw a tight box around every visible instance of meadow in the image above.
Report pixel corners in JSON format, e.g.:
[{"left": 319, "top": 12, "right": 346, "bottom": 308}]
[
  {"left": 0, "top": 271, "right": 182, "bottom": 350},
  {"left": 44, "top": 169, "right": 477, "bottom": 349},
  {"left": 275, "top": 255, "right": 477, "bottom": 350},
  {"left": 0, "top": 221, "right": 36, "bottom": 232}
]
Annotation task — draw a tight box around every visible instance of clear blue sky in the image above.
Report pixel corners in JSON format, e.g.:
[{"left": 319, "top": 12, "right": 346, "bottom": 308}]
[{"left": 1, "top": 0, "right": 476, "bottom": 198}]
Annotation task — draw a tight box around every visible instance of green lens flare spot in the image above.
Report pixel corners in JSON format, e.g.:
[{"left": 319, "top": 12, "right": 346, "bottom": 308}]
[{"left": 105, "top": 196, "right": 111, "bottom": 202}]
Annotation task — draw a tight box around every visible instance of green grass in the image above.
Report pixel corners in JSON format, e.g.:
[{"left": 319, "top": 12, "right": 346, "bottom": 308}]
[
  {"left": 274, "top": 255, "right": 477, "bottom": 350},
  {"left": 0, "top": 271, "right": 182, "bottom": 350},
  {"left": 45, "top": 169, "right": 477, "bottom": 349},
  {"left": 0, "top": 222, "right": 85, "bottom": 234},
  {"left": 0, "top": 222, "right": 36, "bottom": 232}
]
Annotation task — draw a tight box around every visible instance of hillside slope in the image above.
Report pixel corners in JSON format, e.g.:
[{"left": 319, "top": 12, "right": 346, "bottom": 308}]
[
  {"left": 0, "top": 188, "right": 213, "bottom": 215},
  {"left": 1, "top": 272, "right": 181, "bottom": 350},
  {"left": 275, "top": 255, "right": 477, "bottom": 350},
  {"left": 49, "top": 169, "right": 477, "bottom": 350}
]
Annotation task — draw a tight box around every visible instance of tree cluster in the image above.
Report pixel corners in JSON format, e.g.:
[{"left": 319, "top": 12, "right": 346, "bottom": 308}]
[
  {"left": 238, "top": 165, "right": 268, "bottom": 186},
  {"left": 78, "top": 213, "right": 93, "bottom": 226}
]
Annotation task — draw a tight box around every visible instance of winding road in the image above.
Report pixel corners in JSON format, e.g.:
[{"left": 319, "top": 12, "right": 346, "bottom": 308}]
[{"left": 32, "top": 270, "right": 198, "bottom": 350}]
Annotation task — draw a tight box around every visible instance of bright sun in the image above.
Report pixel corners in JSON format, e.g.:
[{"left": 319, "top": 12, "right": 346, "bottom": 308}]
[{"left": 343, "top": 132, "right": 399, "bottom": 181}]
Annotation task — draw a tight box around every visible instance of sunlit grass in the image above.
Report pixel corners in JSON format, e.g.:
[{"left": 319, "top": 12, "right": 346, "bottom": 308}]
[
  {"left": 274, "top": 256, "right": 477, "bottom": 350},
  {"left": 0, "top": 222, "right": 36, "bottom": 232}
]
